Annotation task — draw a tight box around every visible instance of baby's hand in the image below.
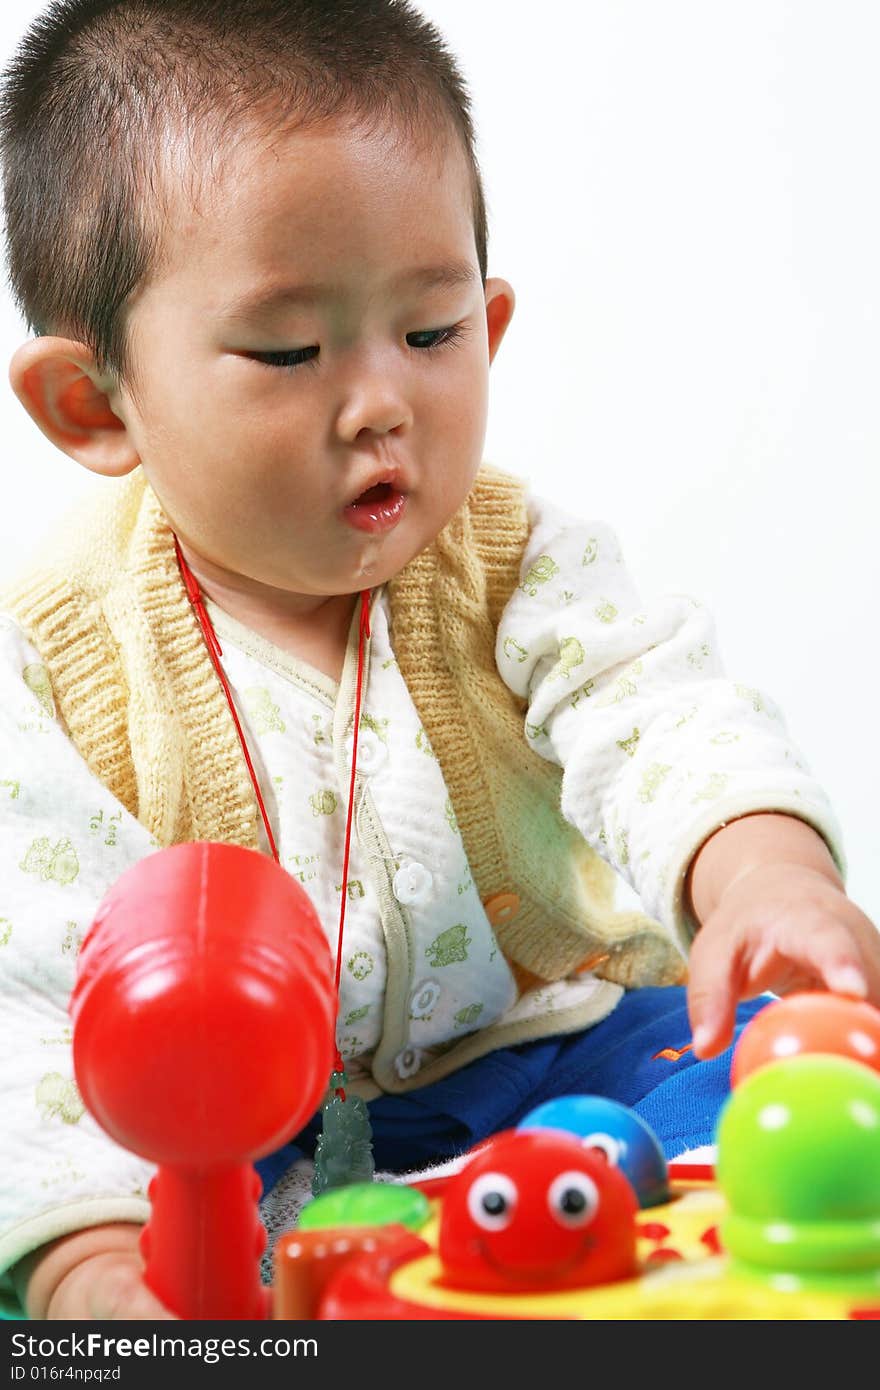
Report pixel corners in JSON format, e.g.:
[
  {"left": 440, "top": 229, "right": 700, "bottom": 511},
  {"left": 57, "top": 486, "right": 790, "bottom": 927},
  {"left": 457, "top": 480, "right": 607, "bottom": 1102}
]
[
  {"left": 16, "top": 1224, "right": 176, "bottom": 1320},
  {"left": 44, "top": 1249, "right": 177, "bottom": 1320},
  {"left": 686, "top": 860, "right": 880, "bottom": 1059}
]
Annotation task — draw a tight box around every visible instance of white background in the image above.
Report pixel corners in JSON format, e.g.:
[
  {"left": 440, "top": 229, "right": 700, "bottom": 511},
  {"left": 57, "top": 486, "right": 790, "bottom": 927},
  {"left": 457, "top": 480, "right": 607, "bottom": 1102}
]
[{"left": 0, "top": 2, "right": 878, "bottom": 917}]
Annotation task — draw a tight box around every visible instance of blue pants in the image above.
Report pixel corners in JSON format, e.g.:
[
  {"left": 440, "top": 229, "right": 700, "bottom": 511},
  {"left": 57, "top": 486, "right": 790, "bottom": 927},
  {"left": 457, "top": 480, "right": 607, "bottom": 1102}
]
[{"left": 256, "top": 987, "right": 772, "bottom": 1194}]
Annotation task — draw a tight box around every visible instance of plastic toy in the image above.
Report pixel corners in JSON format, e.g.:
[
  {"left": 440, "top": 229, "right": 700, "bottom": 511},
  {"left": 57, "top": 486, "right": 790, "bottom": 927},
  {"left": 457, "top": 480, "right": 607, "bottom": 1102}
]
[
  {"left": 298, "top": 1182, "right": 431, "bottom": 1233},
  {"left": 70, "top": 841, "right": 336, "bottom": 1320},
  {"left": 69, "top": 851, "right": 880, "bottom": 1321},
  {"left": 730, "top": 990, "right": 880, "bottom": 1086},
  {"left": 436, "top": 1128, "right": 639, "bottom": 1292},
  {"left": 717, "top": 1053, "right": 880, "bottom": 1293},
  {"left": 275, "top": 1057, "right": 880, "bottom": 1318},
  {"left": 517, "top": 1095, "right": 670, "bottom": 1208}
]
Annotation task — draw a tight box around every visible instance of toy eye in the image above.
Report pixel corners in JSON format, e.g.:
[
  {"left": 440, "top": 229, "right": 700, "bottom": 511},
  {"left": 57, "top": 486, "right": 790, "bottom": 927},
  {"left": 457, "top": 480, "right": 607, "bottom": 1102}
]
[
  {"left": 582, "top": 1131, "right": 623, "bottom": 1165},
  {"left": 547, "top": 1170, "right": 599, "bottom": 1228},
  {"left": 466, "top": 1172, "right": 518, "bottom": 1230}
]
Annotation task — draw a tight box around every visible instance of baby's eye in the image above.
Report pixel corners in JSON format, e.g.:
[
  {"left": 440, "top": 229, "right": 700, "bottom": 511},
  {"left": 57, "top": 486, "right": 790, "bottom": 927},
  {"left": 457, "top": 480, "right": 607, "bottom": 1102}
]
[
  {"left": 406, "top": 324, "right": 466, "bottom": 352},
  {"left": 252, "top": 347, "right": 319, "bottom": 372},
  {"left": 250, "top": 323, "right": 467, "bottom": 373}
]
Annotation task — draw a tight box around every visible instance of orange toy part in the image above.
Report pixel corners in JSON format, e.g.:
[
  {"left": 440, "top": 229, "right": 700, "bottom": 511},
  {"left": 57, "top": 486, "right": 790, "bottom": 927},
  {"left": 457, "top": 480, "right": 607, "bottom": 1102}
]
[{"left": 731, "top": 992, "right": 880, "bottom": 1086}]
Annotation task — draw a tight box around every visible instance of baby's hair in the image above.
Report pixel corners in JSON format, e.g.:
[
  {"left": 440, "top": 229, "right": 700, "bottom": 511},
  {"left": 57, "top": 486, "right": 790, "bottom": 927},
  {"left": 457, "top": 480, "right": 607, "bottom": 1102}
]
[{"left": 0, "top": 0, "right": 488, "bottom": 404}]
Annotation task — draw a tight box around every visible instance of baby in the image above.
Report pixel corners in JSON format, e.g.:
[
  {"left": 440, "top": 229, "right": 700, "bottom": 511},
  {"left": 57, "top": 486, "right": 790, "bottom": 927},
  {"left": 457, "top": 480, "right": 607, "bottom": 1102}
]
[{"left": 0, "top": 0, "right": 878, "bottom": 1321}]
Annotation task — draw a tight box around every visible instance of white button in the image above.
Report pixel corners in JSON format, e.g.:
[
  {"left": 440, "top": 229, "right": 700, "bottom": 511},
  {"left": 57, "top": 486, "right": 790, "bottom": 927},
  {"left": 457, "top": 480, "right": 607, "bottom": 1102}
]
[
  {"left": 410, "top": 979, "right": 442, "bottom": 1019},
  {"left": 347, "top": 728, "right": 386, "bottom": 775},
  {"left": 394, "top": 1046, "right": 423, "bottom": 1079},
  {"left": 392, "top": 860, "right": 434, "bottom": 905}
]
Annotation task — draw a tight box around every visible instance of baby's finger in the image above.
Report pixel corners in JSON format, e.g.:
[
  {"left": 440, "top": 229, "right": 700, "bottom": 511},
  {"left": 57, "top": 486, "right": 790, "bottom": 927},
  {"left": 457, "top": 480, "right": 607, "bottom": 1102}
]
[
  {"left": 795, "top": 924, "right": 868, "bottom": 1001},
  {"left": 686, "top": 933, "right": 742, "bottom": 1059}
]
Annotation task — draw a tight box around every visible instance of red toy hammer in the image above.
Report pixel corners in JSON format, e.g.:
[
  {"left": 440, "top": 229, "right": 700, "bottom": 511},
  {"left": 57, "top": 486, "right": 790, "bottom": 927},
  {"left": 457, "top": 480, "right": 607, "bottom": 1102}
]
[{"left": 70, "top": 841, "right": 335, "bottom": 1319}]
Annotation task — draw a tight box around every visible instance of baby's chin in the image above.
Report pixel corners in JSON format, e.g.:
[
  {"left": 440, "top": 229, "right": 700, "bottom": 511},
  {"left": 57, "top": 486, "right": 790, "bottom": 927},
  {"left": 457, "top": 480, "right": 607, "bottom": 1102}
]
[{"left": 329, "top": 509, "right": 438, "bottom": 590}]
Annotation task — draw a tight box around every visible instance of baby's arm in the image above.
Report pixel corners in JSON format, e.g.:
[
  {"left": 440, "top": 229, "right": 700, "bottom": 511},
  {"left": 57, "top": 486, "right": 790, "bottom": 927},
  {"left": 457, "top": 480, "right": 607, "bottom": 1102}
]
[
  {"left": 0, "top": 613, "right": 157, "bottom": 1315},
  {"left": 14, "top": 1225, "right": 174, "bottom": 1320},
  {"left": 495, "top": 496, "right": 877, "bottom": 1029},
  {"left": 684, "top": 810, "right": 880, "bottom": 1055}
]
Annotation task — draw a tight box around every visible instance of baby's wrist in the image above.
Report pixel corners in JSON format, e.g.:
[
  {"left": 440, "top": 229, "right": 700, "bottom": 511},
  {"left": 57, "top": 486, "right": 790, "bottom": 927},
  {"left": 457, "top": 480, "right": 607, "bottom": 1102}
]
[{"left": 685, "top": 811, "right": 842, "bottom": 927}]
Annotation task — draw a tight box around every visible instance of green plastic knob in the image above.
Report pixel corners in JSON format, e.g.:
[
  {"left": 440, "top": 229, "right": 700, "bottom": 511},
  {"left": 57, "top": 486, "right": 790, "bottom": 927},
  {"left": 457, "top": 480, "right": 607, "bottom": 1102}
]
[
  {"left": 717, "top": 1054, "right": 880, "bottom": 1292},
  {"left": 297, "top": 1180, "right": 431, "bottom": 1232}
]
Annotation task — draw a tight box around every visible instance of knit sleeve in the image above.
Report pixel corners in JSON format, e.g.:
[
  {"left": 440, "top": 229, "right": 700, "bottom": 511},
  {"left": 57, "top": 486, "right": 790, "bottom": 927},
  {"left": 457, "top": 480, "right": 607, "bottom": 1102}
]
[
  {"left": 0, "top": 611, "right": 154, "bottom": 1310},
  {"left": 494, "top": 497, "right": 845, "bottom": 953}
]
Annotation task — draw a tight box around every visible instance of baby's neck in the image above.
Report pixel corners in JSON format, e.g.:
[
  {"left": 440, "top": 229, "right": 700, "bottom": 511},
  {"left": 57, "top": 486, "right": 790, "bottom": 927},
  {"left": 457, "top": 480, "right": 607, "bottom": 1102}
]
[{"left": 180, "top": 550, "right": 360, "bottom": 683}]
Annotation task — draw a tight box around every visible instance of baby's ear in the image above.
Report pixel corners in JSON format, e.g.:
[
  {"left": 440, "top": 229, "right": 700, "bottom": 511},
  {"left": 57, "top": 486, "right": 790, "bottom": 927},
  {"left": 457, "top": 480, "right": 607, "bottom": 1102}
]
[
  {"left": 8, "top": 336, "right": 140, "bottom": 477},
  {"left": 484, "top": 277, "right": 516, "bottom": 365}
]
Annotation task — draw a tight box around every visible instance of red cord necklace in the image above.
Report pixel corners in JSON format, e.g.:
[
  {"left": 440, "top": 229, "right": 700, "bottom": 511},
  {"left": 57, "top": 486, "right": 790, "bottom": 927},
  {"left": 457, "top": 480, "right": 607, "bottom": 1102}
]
[{"left": 174, "top": 536, "right": 373, "bottom": 1143}]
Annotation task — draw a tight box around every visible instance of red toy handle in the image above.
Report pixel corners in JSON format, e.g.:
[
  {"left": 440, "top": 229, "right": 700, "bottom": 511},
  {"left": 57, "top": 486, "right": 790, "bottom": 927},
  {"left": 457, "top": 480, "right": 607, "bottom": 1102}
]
[
  {"left": 140, "top": 1165, "right": 271, "bottom": 1320},
  {"left": 71, "top": 842, "right": 336, "bottom": 1320}
]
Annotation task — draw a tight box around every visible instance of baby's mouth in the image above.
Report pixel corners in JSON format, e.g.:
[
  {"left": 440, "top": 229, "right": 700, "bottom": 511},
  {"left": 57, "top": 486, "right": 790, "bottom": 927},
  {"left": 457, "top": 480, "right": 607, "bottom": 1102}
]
[
  {"left": 343, "top": 479, "right": 408, "bottom": 534},
  {"left": 354, "top": 481, "right": 395, "bottom": 506}
]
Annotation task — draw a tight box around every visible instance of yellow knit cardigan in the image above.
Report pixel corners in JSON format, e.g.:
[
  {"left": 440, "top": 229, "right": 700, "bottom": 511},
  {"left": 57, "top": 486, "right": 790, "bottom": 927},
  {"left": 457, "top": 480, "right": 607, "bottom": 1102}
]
[{"left": 2, "top": 465, "right": 685, "bottom": 991}]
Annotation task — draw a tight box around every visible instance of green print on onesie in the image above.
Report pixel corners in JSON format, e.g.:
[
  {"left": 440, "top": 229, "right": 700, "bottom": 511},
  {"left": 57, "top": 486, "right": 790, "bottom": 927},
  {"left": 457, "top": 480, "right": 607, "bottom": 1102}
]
[
  {"left": 415, "top": 727, "right": 437, "bottom": 758},
  {"left": 692, "top": 772, "right": 729, "bottom": 803},
  {"left": 61, "top": 923, "right": 83, "bottom": 956},
  {"left": 444, "top": 798, "right": 459, "bottom": 835},
  {"left": 244, "top": 687, "right": 285, "bottom": 734},
  {"left": 503, "top": 636, "right": 529, "bottom": 664},
  {"left": 570, "top": 680, "right": 596, "bottom": 709},
  {"left": 336, "top": 879, "right": 365, "bottom": 900},
  {"left": 288, "top": 851, "right": 319, "bottom": 885},
  {"left": 582, "top": 538, "right": 599, "bottom": 566},
  {"left": 20, "top": 836, "right": 80, "bottom": 885},
  {"left": 426, "top": 923, "right": 471, "bottom": 967},
  {"left": 613, "top": 660, "right": 643, "bottom": 703},
  {"left": 617, "top": 728, "right": 640, "bottom": 758},
  {"left": 347, "top": 950, "right": 374, "bottom": 981},
  {"left": 89, "top": 808, "right": 123, "bottom": 846},
  {"left": 345, "top": 1005, "right": 370, "bottom": 1025},
  {"left": 360, "top": 713, "right": 390, "bottom": 743},
  {"left": 548, "top": 637, "right": 585, "bottom": 682},
  {"left": 638, "top": 764, "right": 672, "bottom": 804},
  {"left": 311, "top": 715, "right": 330, "bottom": 746},
  {"left": 310, "top": 790, "right": 338, "bottom": 817},
  {"left": 22, "top": 663, "right": 55, "bottom": 717},
  {"left": 735, "top": 684, "right": 766, "bottom": 714},
  {"left": 0, "top": 918, "right": 11, "bottom": 947},
  {"left": 519, "top": 555, "right": 559, "bottom": 597},
  {"left": 1, "top": 780, "right": 19, "bottom": 799},
  {"left": 595, "top": 599, "right": 619, "bottom": 624},
  {"left": 35, "top": 1073, "right": 84, "bottom": 1125},
  {"left": 454, "top": 1003, "right": 484, "bottom": 1027},
  {"left": 687, "top": 643, "right": 711, "bottom": 671}
]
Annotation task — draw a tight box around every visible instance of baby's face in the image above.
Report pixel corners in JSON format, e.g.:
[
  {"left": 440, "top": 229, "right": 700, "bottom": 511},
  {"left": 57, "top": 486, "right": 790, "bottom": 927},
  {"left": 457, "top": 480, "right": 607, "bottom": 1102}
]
[{"left": 107, "top": 119, "right": 509, "bottom": 599}]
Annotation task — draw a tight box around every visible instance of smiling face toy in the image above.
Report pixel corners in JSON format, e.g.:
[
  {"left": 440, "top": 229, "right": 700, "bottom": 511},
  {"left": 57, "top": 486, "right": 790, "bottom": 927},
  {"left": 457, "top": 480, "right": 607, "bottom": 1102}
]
[{"left": 437, "top": 1129, "right": 639, "bottom": 1294}]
